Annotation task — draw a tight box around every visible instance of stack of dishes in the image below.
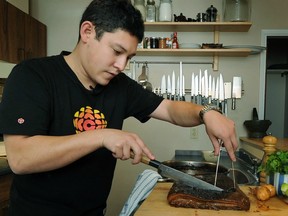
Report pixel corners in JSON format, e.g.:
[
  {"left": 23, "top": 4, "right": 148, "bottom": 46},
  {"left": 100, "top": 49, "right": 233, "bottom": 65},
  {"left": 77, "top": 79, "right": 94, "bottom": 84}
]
[{"left": 223, "top": 45, "right": 266, "bottom": 55}]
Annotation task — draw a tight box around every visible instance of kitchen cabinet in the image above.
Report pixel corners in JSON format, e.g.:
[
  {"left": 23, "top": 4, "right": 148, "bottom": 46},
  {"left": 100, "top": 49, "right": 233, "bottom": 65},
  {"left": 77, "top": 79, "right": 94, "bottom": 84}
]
[
  {"left": 0, "top": 158, "right": 12, "bottom": 216},
  {"left": 0, "top": 174, "right": 12, "bottom": 216},
  {"left": 138, "top": 22, "right": 252, "bottom": 70},
  {"left": 0, "top": 0, "right": 8, "bottom": 61},
  {"left": 0, "top": 0, "right": 47, "bottom": 64}
]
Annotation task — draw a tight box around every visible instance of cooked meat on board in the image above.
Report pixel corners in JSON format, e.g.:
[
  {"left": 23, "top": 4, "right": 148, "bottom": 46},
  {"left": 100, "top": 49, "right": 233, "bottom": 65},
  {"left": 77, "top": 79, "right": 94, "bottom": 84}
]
[{"left": 167, "top": 173, "right": 250, "bottom": 211}]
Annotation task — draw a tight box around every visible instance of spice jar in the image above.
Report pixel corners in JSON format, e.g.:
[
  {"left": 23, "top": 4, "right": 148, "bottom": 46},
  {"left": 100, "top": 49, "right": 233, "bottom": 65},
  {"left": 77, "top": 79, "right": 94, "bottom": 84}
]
[
  {"left": 146, "top": 0, "right": 156, "bottom": 22},
  {"left": 134, "top": 0, "right": 146, "bottom": 20},
  {"left": 159, "top": 0, "right": 172, "bottom": 22}
]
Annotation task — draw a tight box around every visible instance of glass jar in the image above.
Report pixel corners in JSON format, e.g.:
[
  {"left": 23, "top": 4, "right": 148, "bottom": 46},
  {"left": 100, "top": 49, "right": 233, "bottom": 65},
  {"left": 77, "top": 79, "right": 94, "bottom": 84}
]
[
  {"left": 223, "top": 0, "right": 251, "bottom": 22},
  {"left": 146, "top": 0, "right": 156, "bottom": 22},
  {"left": 134, "top": 0, "right": 146, "bottom": 21},
  {"left": 159, "top": 0, "right": 172, "bottom": 22}
]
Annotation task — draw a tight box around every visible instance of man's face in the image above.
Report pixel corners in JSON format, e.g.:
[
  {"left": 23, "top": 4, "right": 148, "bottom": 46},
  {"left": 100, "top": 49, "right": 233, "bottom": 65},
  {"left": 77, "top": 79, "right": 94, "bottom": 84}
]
[{"left": 82, "top": 27, "right": 138, "bottom": 86}]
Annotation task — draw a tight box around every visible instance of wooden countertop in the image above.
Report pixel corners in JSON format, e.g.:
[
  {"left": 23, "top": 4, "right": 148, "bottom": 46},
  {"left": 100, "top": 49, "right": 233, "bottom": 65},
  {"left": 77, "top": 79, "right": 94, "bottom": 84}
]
[
  {"left": 135, "top": 183, "right": 288, "bottom": 216},
  {"left": 240, "top": 137, "right": 288, "bottom": 151}
]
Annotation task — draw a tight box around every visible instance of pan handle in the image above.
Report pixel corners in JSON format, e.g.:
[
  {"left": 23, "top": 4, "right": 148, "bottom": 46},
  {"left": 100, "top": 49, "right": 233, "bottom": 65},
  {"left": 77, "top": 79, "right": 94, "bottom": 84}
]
[{"left": 130, "top": 152, "right": 161, "bottom": 169}]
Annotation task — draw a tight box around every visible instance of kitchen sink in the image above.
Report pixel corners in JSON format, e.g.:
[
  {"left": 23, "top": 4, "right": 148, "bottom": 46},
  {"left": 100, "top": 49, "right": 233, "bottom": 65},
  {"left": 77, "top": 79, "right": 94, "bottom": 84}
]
[
  {"left": 173, "top": 149, "right": 260, "bottom": 186},
  {"left": 227, "top": 168, "right": 251, "bottom": 185}
]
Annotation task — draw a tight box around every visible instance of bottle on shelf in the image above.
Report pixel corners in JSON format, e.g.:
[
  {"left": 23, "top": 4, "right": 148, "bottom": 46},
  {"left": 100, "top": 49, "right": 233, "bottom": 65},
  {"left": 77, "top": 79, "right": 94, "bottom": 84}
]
[
  {"left": 159, "top": 0, "right": 172, "bottom": 22},
  {"left": 172, "top": 32, "right": 179, "bottom": 49},
  {"left": 134, "top": 0, "right": 146, "bottom": 21},
  {"left": 146, "top": 0, "right": 156, "bottom": 22}
]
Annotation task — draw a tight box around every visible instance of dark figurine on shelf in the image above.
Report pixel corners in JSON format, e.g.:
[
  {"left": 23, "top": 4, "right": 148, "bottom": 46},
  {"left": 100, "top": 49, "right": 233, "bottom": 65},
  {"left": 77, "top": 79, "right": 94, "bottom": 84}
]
[{"left": 174, "top": 13, "right": 194, "bottom": 22}]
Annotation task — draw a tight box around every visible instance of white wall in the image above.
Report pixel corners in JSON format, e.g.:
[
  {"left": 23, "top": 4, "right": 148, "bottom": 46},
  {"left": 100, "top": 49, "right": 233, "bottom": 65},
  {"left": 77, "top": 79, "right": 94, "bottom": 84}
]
[{"left": 25, "top": 0, "right": 288, "bottom": 215}]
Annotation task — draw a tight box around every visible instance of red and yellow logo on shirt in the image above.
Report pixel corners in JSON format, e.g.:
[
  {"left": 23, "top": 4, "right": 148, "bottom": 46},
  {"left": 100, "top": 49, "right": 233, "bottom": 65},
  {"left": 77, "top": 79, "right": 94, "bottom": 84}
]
[{"left": 73, "top": 106, "right": 107, "bottom": 133}]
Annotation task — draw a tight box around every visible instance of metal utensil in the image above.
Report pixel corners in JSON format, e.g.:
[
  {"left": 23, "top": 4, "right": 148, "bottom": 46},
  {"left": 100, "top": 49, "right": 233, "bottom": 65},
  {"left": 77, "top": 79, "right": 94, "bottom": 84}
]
[
  {"left": 214, "top": 140, "right": 224, "bottom": 186},
  {"left": 138, "top": 63, "right": 148, "bottom": 83},
  {"left": 131, "top": 153, "right": 223, "bottom": 191},
  {"left": 138, "top": 63, "right": 152, "bottom": 91}
]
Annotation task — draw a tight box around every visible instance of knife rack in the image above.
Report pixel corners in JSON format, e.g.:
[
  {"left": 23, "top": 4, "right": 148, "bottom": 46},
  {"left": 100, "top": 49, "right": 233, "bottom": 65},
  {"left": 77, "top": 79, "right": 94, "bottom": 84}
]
[{"left": 133, "top": 61, "right": 213, "bottom": 66}]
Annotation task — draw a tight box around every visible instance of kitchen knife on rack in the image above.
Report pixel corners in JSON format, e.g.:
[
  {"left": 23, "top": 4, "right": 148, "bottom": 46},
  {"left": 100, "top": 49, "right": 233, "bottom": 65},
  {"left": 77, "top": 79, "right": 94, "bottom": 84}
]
[
  {"left": 131, "top": 153, "right": 223, "bottom": 192},
  {"left": 171, "top": 71, "right": 175, "bottom": 101},
  {"left": 167, "top": 75, "right": 171, "bottom": 100},
  {"left": 191, "top": 72, "right": 195, "bottom": 103},
  {"left": 232, "top": 77, "right": 242, "bottom": 110},
  {"left": 160, "top": 75, "right": 166, "bottom": 98},
  {"left": 219, "top": 74, "right": 225, "bottom": 113},
  {"left": 224, "top": 82, "right": 231, "bottom": 116}
]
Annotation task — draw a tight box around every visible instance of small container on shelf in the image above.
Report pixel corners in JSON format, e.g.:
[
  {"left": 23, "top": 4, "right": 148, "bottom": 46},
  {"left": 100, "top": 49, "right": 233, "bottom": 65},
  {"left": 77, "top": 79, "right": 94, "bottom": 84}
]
[
  {"left": 159, "top": 0, "right": 172, "bottom": 22},
  {"left": 146, "top": 0, "right": 156, "bottom": 22},
  {"left": 172, "top": 32, "right": 179, "bottom": 49},
  {"left": 223, "top": 0, "right": 251, "bottom": 22}
]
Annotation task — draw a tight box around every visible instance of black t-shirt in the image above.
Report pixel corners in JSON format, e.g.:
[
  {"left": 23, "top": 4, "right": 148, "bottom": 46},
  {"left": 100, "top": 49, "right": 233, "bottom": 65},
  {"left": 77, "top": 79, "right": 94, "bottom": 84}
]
[{"left": 0, "top": 53, "right": 163, "bottom": 215}]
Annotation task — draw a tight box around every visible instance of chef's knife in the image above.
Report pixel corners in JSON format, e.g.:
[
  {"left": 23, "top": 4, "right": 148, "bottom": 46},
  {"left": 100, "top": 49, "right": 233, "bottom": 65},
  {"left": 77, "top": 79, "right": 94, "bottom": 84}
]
[
  {"left": 219, "top": 74, "right": 225, "bottom": 113},
  {"left": 181, "top": 75, "right": 185, "bottom": 101},
  {"left": 232, "top": 77, "right": 242, "bottom": 110},
  {"left": 171, "top": 71, "right": 175, "bottom": 100},
  {"left": 167, "top": 75, "right": 171, "bottom": 100},
  {"left": 131, "top": 153, "right": 223, "bottom": 192},
  {"left": 191, "top": 72, "right": 195, "bottom": 103},
  {"left": 160, "top": 75, "right": 166, "bottom": 98},
  {"left": 224, "top": 82, "right": 231, "bottom": 116}
]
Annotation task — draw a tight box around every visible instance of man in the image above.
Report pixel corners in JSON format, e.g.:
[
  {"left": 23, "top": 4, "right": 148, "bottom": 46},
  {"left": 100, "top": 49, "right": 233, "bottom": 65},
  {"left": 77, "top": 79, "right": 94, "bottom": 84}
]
[{"left": 0, "top": 0, "right": 238, "bottom": 215}]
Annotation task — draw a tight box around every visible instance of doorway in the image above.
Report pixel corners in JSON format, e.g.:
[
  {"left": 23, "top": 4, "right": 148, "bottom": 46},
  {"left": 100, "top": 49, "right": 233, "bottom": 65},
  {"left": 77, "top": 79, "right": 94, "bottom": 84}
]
[{"left": 259, "top": 30, "right": 288, "bottom": 138}]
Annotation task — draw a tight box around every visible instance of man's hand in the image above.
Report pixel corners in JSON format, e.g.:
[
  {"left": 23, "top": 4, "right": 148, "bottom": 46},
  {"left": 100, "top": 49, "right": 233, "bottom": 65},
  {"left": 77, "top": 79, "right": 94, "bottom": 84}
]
[{"left": 202, "top": 110, "right": 238, "bottom": 161}]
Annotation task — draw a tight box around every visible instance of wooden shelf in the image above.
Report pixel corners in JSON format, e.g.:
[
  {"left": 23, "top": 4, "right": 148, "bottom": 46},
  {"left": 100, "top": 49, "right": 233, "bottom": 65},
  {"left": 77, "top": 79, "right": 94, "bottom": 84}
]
[
  {"left": 137, "top": 48, "right": 251, "bottom": 57},
  {"left": 141, "top": 22, "right": 252, "bottom": 70},
  {"left": 144, "top": 21, "right": 252, "bottom": 32}
]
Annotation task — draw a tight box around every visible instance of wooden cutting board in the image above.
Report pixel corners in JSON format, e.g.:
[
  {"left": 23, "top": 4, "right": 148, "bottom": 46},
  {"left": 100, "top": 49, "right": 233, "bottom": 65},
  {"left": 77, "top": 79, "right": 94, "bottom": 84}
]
[{"left": 135, "top": 183, "right": 288, "bottom": 216}]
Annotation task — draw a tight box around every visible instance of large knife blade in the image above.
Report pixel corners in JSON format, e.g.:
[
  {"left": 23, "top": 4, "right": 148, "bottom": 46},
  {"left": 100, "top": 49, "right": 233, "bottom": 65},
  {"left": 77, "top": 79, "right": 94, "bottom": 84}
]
[
  {"left": 160, "top": 75, "right": 166, "bottom": 98},
  {"left": 171, "top": 71, "right": 175, "bottom": 100},
  {"left": 132, "top": 153, "right": 223, "bottom": 191},
  {"left": 167, "top": 74, "right": 171, "bottom": 100}
]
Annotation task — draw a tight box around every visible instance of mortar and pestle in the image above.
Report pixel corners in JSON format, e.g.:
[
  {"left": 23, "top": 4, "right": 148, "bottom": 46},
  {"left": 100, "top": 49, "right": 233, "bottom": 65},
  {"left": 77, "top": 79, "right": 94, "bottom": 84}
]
[{"left": 243, "top": 108, "right": 272, "bottom": 138}]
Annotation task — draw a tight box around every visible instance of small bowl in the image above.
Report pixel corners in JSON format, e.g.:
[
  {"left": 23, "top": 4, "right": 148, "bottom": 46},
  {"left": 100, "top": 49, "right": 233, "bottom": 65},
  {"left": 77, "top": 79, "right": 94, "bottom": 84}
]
[
  {"left": 243, "top": 120, "right": 272, "bottom": 138},
  {"left": 202, "top": 150, "right": 218, "bottom": 163}
]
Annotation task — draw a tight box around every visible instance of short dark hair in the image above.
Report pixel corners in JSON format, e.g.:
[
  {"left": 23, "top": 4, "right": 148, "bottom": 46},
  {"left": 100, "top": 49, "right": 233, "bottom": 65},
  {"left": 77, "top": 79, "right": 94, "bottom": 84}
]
[{"left": 78, "top": 0, "right": 144, "bottom": 43}]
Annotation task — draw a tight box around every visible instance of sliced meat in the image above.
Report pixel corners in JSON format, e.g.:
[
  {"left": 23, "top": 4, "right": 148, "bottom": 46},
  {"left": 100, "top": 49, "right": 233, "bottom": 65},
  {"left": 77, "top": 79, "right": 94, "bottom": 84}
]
[{"left": 167, "top": 174, "right": 250, "bottom": 211}]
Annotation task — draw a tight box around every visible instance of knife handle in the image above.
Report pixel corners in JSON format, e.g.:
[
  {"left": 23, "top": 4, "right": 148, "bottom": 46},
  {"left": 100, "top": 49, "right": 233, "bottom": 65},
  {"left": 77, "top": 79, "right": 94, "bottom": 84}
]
[{"left": 130, "top": 152, "right": 160, "bottom": 168}]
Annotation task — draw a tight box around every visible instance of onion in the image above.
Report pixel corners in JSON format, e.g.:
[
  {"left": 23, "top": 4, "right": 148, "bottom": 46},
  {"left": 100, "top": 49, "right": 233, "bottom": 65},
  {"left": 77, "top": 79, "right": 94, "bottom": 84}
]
[
  {"left": 256, "top": 186, "right": 271, "bottom": 201},
  {"left": 263, "top": 184, "right": 276, "bottom": 197}
]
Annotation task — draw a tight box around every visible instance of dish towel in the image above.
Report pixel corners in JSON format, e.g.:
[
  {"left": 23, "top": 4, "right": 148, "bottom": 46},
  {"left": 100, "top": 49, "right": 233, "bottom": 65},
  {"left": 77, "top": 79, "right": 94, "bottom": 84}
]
[{"left": 119, "top": 169, "right": 162, "bottom": 216}]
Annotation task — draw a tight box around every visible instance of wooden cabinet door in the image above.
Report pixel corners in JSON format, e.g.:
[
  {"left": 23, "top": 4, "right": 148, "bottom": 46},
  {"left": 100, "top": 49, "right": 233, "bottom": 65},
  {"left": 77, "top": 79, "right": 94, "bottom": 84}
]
[
  {"left": 0, "top": 0, "right": 9, "bottom": 62},
  {"left": 6, "top": 2, "right": 25, "bottom": 64},
  {"left": 25, "top": 15, "right": 47, "bottom": 60}
]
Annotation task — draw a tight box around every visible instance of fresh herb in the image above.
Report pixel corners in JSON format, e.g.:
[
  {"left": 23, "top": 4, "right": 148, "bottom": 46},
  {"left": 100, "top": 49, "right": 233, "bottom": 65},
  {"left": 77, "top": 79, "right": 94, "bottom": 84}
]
[{"left": 258, "top": 150, "right": 288, "bottom": 174}]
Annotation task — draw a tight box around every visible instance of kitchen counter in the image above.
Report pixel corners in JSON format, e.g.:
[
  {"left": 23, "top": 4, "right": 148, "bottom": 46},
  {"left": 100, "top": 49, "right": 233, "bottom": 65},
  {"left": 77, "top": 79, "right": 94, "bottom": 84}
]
[
  {"left": 0, "top": 142, "right": 10, "bottom": 176},
  {"left": 240, "top": 137, "right": 288, "bottom": 151},
  {"left": 135, "top": 183, "right": 288, "bottom": 216},
  {"left": 0, "top": 158, "right": 10, "bottom": 176}
]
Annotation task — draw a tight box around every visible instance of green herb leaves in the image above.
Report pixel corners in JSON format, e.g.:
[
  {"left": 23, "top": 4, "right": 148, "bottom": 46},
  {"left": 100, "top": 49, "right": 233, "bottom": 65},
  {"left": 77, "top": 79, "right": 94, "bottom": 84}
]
[{"left": 259, "top": 151, "right": 288, "bottom": 174}]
